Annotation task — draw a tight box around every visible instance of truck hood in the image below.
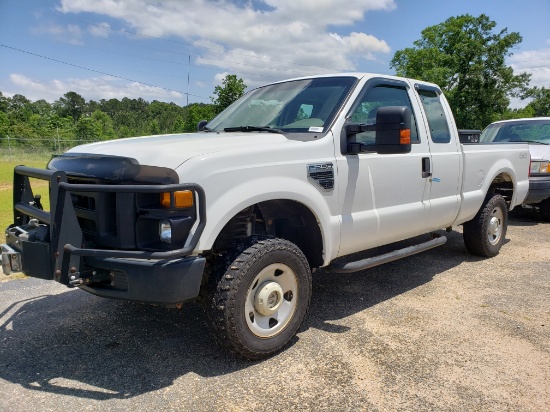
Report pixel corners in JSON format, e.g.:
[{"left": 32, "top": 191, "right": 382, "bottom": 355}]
[
  {"left": 528, "top": 143, "right": 550, "bottom": 160},
  {"left": 65, "top": 132, "right": 290, "bottom": 170}
]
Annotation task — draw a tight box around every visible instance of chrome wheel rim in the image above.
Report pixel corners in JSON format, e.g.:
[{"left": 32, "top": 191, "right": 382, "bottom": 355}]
[
  {"left": 487, "top": 207, "right": 504, "bottom": 245},
  {"left": 245, "top": 263, "right": 298, "bottom": 338}
]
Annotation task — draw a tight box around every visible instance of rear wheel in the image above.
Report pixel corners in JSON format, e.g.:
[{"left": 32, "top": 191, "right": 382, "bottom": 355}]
[
  {"left": 539, "top": 198, "right": 550, "bottom": 222},
  {"left": 207, "top": 237, "right": 312, "bottom": 360},
  {"left": 463, "top": 194, "right": 508, "bottom": 257}
]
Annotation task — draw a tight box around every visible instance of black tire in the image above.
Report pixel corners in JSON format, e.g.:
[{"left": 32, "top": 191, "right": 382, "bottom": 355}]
[
  {"left": 207, "top": 237, "right": 312, "bottom": 360},
  {"left": 463, "top": 194, "right": 508, "bottom": 257},
  {"left": 539, "top": 198, "right": 550, "bottom": 223}
]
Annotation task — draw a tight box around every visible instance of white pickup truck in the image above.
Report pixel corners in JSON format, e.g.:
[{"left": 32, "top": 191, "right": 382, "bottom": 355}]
[
  {"left": 2, "top": 73, "right": 530, "bottom": 359},
  {"left": 479, "top": 117, "right": 550, "bottom": 221}
]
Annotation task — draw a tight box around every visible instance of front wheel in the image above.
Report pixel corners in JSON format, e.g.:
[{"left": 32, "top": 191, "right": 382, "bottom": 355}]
[
  {"left": 207, "top": 237, "right": 312, "bottom": 360},
  {"left": 463, "top": 194, "right": 508, "bottom": 257}
]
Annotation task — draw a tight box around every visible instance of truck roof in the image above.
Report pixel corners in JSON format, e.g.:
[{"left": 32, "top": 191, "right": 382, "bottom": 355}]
[{"left": 259, "top": 72, "right": 442, "bottom": 92}]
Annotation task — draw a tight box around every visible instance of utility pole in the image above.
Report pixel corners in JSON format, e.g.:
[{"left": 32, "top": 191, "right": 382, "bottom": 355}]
[{"left": 186, "top": 54, "right": 190, "bottom": 107}]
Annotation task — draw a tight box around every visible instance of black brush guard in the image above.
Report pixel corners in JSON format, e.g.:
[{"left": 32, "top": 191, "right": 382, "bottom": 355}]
[{"left": 5, "top": 165, "right": 206, "bottom": 286}]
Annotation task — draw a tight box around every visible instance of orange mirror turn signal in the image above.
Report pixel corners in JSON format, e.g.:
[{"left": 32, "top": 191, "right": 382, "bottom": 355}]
[{"left": 400, "top": 129, "right": 411, "bottom": 145}]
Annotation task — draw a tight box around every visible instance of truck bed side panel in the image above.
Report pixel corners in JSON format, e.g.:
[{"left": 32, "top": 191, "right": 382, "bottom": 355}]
[{"left": 454, "top": 143, "right": 530, "bottom": 225}]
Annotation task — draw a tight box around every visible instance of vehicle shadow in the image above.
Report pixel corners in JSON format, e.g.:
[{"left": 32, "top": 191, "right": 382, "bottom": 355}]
[
  {"left": 0, "top": 286, "right": 243, "bottom": 400},
  {"left": 508, "top": 206, "right": 545, "bottom": 227},
  {"left": 307, "top": 229, "right": 476, "bottom": 333},
  {"left": 0, "top": 230, "right": 480, "bottom": 400}
]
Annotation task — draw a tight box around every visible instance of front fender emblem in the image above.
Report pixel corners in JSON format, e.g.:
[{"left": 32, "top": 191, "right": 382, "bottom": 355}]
[{"left": 307, "top": 163, "right": 334, "bottom": 191}]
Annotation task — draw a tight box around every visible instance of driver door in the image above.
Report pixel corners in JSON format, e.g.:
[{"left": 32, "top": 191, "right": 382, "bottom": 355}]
[{"left": 336, "top": 78, "right": 432, "bottom": 257}]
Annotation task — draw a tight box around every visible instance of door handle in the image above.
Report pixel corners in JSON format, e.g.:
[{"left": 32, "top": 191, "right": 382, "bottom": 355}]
[{"left": 422, "top": 157, "right": 432, "bottom": 178}]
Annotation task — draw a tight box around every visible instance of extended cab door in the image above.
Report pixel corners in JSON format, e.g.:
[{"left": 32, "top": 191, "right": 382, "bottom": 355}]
[
  {"left": 336, "top": 78, "right": 433, "bottom": 257},
  {"left": 413, "top": 85, "right": 462, "bottom": 230}
]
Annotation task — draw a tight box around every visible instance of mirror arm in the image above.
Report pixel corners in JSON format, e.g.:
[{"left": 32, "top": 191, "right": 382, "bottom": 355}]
[
  {"left": 346, "top": 123, "right": 376, "bottom": 136},
  {"left": 347, "top": 142, "right": 379, "bottom": 154}
]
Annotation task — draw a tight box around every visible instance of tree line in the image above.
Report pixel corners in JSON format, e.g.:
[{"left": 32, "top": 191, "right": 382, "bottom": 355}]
[{"left": 0, "top": 74, "right": 246, "bottom": 149}]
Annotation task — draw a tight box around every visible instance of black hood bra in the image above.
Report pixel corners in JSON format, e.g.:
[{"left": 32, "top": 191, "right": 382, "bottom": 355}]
[{"left": 48, "top": 153, "right": 179, "bottom": 184}]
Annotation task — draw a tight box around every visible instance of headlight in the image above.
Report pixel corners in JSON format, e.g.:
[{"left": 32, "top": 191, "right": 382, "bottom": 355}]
[
  {"left": 159, "top": 220, "right": 172, "bottom": 244},
  {"left": 530, "top": 160, "right": 550, "bottom": 174}
]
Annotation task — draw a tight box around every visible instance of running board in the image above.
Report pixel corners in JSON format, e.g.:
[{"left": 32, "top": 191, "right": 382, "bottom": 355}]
[{"left": 329, "top": 234, "right": 447, "bottom": 274}]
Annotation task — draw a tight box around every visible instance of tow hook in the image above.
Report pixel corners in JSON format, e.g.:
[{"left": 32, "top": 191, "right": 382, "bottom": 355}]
[{"left": 68, "top": 273, "right": 92, "bottom": 286}]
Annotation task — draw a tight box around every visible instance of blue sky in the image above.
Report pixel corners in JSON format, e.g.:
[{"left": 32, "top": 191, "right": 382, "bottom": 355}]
[{"left": 0, "top": 0, "right": 549, "bottom": 108}]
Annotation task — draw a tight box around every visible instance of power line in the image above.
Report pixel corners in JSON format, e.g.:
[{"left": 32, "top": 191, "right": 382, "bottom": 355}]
[
  {"left": 76, "top": 44, "right": 296, "bottom": 81},
  {"left": 0, "top": 44, "right": 210, "bottom": 101},
  {"left": 0, "top": 42, "right": 298, "bottom": 108},
  {"left": 78, "top": 34, "right": 324, "bottom": 77}
]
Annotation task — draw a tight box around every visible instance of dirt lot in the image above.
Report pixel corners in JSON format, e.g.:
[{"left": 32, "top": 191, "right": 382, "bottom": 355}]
[{"left": 0, "top": 207, "right": 548, "bottom": 411}]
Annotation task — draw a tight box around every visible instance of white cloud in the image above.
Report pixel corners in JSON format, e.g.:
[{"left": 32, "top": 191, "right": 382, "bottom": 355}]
[
  {"left": 510, "top": 47, "right": 550, "bottom": 88},
  {"left": 264, "top": 0, "right": 396, "bottom": 26},
  {"left": 88, "top": 22, "right": 111, "bottom": 38},
  {"left": 31, "top": 23, "right": 84, "bottom": 45},
  {"left": 508, "top": 46, "right": 550, "bottom": 108},
  {"left": 7, "top": 74, "right": 183, "bottom": 103},
  {"left": 57, "top": 0, "right": 396, "bottom": 84},
  {"left": 213, "top": 72, "right": 230, "bottom": 84}
]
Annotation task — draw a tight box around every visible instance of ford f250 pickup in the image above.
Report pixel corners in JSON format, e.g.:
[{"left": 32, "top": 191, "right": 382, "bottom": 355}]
[{"left": 1, "top": 73, "right": 530, "bottom": 359}]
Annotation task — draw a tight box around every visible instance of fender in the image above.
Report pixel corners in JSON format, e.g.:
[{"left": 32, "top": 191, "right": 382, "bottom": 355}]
[
  {"left": 454, "top": 145, "right": 529, "bottom": 225},
  {"left": 175, "top": 136, "right": 341, "bottom": 265},
  {"left": 194, "top": 176, "right": 340, "bottom": 266}
]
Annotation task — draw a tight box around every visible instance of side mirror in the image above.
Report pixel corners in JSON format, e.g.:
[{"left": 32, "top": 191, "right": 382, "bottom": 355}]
[
  {"left": 197, "top": 120, "right": 208, "bottom": 131},
  {"left": 344, "top": 106, "right": 412, "bottom": 155},
  {"left": 374, "top": 106, "right": 411, "bottom": 154}
]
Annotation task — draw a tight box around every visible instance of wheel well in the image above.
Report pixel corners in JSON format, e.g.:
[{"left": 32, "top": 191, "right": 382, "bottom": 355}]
[
  {"left": 489, "top": 173, "right": 514, "bottom": 206},
  {"left": 212, "top": 200, "right": 324, "bottom": 268}
]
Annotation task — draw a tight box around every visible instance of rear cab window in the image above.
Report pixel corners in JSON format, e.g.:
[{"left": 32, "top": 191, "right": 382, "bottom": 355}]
[{"left": 417, "top": 88, "right": 452, "bottom": 144}]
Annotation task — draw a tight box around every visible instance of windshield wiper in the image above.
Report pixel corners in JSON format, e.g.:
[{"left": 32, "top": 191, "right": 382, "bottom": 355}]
[
  {"left": 223, "top": 125, "right": 283, "bottom": 134},
  {"left": 529, "top": 140, "right": 550, "bottom": 145}
]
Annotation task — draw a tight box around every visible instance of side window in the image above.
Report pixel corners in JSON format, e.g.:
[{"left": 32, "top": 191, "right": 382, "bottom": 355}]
[
  {"left": 350, "top": 85, "right": 419, "bottom": 144},
  {"left": 417, "top": 89, "right": 451, "bottom": 144}
]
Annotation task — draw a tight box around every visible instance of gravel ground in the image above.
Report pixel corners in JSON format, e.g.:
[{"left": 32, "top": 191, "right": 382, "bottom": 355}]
[{"left": 0, "top": 207, "right": 548, "bottom": 411}]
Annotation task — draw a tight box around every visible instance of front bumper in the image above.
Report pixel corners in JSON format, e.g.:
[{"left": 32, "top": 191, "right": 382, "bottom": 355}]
[
  {"left": 2, "top": 165, "right": 207, "bottom": 305},
  {"left": 524, "top": 176, "right": 550, "bottom": 204},
  {"left": 79, "top": 255, "right": 206, "bottom": 304}
]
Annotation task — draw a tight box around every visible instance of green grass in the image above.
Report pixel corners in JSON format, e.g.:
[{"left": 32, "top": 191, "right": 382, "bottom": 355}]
[{"left": 0, "top": 154, "right": 51, "bottom": 244}]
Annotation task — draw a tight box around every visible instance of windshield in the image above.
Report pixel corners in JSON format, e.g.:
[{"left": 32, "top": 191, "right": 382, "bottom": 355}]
[
  {"left": 480, "top": 120, "right": 550, "bottom": 144},
  {"left": 206, "top": 76, "right": 357, "bottom": 133}
]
